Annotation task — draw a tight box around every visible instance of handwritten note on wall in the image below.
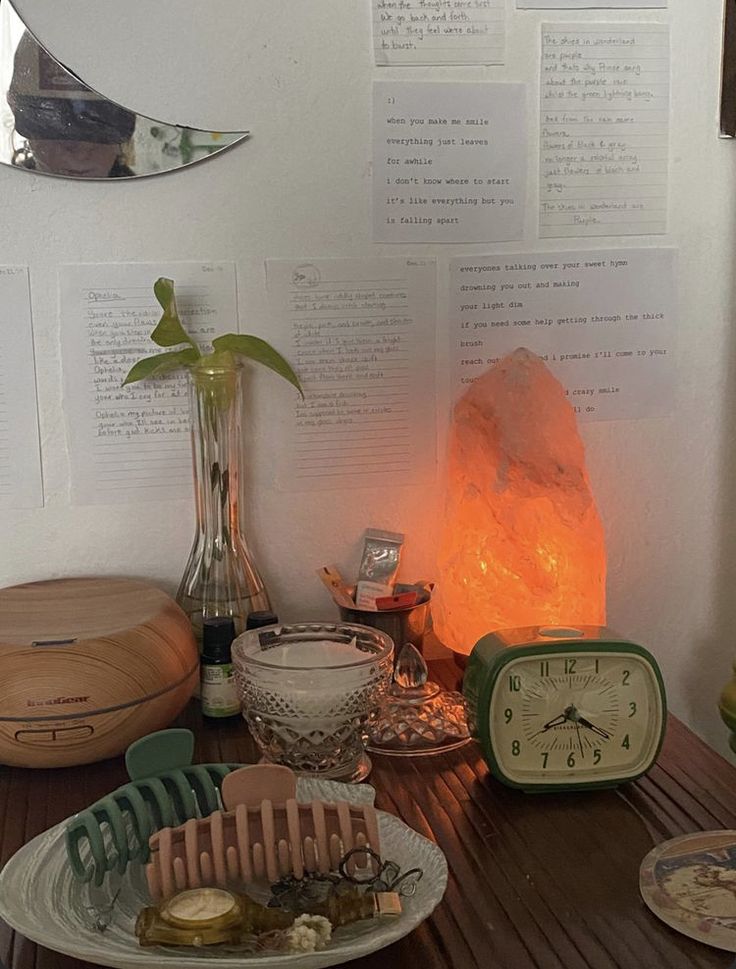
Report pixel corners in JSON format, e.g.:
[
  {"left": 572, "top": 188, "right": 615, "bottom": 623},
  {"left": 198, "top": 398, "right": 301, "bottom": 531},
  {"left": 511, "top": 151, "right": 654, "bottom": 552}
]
[
  {"left": 374, "top": 81, "right": 527, "bottom": 243},
  {"left": 520, "top": 0, "right": 665, "bottom": 8},
  {"left": 449, "top": 248, "right": 675, "bottom": 421},
  {"left": 0, "top": 267, "right": 43, "bottom": 508},
  {"left": 373, "top": 0, "right": 505, "bottom": 66},
  {"left": 540, "top": 24, "right": 670, "bottom": 238},
  {"left": 267, "top": 258, "right": 436, "bottom": 491},
  {"left": 60, "top": 262, "right": 236, "bottom": 505}
]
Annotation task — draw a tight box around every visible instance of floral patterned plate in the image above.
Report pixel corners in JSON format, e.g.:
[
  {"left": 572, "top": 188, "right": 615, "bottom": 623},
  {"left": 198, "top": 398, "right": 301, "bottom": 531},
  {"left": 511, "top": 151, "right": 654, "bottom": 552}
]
[{"left": 640, "top": 830, "right": 736, "bottom": 951}]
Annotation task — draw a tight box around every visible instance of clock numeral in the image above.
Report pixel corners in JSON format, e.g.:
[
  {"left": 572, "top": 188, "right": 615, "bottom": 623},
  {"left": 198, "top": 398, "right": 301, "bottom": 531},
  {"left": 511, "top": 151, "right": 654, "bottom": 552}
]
[
  {"left": 540, "top": 660, "right": 550, "bottom": 677},
  {"left": 509, "top": 675, "right": 522, "bottom": 692},
  {"left": 593, "top": 749, "right": 602, "bottom": 765},
  {"left": 541, "top": 752, "right": 549, "bottom": 769},
  {"left": 567, "top": 752, "right": 576, "bottom": 768},
  {"left": 564, "top": 658, "right": 577, "bottom": 675},
  {"left": 628, "top": 701, "right": 637, "bottom": 718},
  {"left": 504, "top": 707, "right": 513, "bottom": 724},
  {"left": 595, "top": 659, "right": 600, "bottom": 674},
  {"left": 622, "top": 669, "right": 631, "bottom": 686},
  {"left": 512, "top": 740, "right": 521, "bottom": 757},
  {"left": 621, "top": 734, "right": 630, "bottom": 750}
]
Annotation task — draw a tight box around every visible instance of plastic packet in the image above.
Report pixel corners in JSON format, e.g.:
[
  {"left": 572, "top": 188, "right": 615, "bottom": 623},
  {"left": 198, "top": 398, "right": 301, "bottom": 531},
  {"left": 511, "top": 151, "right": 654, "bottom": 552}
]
[{"left": 355, "top": 529, "right": 404, "bottom": 611}]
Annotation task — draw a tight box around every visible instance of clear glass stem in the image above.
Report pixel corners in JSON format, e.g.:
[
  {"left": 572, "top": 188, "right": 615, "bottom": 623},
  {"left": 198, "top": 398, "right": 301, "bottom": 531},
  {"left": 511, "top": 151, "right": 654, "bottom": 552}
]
[{"left": 176, "top": 362, "right": 270, "bottom": 646}]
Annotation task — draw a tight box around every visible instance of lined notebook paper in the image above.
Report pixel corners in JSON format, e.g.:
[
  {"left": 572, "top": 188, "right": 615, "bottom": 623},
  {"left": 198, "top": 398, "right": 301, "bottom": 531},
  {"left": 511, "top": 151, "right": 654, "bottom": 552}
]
[
  {"left": 373, "top": 0, "right": 505, "bottom": 66},
  {"left": 267, "top": 257, "right": 437, "bottom": 491},
  {"left": 60, "top": 262, "right": 236, "bottom": 505},
  {"left": 0, "top": 267, "right": 43, "bottom": 508},
  {"left": 540, "top": 23, "right": 670, "bottom": 238}
]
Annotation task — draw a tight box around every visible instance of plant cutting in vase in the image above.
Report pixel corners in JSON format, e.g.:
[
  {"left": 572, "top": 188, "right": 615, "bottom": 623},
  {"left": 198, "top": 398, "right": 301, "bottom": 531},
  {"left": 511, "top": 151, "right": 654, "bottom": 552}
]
[{"left": 124, "top": 277, "right": 302, "bottom": 644}]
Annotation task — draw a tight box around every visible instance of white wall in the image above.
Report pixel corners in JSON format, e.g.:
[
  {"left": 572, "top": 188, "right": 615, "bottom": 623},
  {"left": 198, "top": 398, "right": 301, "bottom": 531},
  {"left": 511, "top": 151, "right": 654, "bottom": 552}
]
[{"left": 3, "top": 0, "right": 736, "bottom": 756}]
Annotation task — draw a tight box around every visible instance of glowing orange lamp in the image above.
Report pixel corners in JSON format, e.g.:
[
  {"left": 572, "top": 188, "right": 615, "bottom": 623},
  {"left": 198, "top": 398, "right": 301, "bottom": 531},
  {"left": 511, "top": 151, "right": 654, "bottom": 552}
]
[{"left": 433, "top": 349, "right": 606, "bottom": 660}]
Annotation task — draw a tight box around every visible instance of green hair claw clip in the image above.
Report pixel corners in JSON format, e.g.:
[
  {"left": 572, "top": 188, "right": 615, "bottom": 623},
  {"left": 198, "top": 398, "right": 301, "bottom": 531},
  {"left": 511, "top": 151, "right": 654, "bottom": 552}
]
[{"left": 65, "top": 729, "right": 240, "bottom": 886}]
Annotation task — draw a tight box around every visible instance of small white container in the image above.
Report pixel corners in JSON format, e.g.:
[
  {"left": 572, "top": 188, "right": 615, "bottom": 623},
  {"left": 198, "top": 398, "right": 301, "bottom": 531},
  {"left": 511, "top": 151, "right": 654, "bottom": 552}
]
[{"left": 232, "top": 622, "right": 393, "bottom": 782}]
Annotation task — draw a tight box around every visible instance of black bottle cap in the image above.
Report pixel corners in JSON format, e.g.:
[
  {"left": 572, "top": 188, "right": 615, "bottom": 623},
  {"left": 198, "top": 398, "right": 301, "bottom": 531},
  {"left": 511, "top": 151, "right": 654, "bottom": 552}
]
[
  {"left": 246, "top": 610, "right": 279, "bottom": 630},
  {"left": 202, "top": 616, "right": 236, "bottom": 660}
]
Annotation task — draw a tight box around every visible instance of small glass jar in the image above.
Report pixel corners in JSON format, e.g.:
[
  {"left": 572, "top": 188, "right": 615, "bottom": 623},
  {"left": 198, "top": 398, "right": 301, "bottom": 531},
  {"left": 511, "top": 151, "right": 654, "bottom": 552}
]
[{"left": 232, "top": 622, "right": 393, "bottom": 782}]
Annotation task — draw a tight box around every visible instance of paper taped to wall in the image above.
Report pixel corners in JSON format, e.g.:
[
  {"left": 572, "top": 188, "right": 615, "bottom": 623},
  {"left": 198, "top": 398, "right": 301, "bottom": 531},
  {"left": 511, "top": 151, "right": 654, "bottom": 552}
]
[
  {"left": 60, "top": 262, "right": 235, "bottom": 505},
  {"left": 540, "top": 23, "right": 670, "bottom": 238},
  {"left": 373, "top": 80, "right": 527, "bottom": 244},
  {"left": 449, "top": 248, "right": 675, "bottom": 421},
  {"left": 373, "top": 0, "right": 506, "bottom": 66},
  {"left": 520, "top": 0, "right": 665, "bottom": 8},
  {"left": 0, "top": 267, "right": 43, "bottom": 508},
  {"left": 267, "top": 257, "right": 437, "bottom": 491}
]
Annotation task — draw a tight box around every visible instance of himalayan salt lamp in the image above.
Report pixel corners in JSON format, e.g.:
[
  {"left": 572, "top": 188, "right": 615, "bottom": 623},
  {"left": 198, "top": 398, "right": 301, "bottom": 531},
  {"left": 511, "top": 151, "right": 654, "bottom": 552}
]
[{"left": 434, "top": 348, "right": 606, "bottom": 657}]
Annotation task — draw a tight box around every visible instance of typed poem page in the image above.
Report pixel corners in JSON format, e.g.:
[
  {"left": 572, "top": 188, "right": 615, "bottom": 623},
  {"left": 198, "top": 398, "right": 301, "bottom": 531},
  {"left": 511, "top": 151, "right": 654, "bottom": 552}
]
[
  {"left": 449, "top": 248, "right": 676, "bottom": 421},
  {"left": 374, "top": 81, "right": 527, "bottom": 243}
]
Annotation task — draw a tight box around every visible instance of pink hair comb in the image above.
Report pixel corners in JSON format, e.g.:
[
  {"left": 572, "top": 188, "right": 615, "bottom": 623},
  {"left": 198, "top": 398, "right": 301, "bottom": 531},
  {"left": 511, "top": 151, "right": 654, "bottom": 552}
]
[{"left": 146, "top": 765, "right": 381, "bottom": 900}]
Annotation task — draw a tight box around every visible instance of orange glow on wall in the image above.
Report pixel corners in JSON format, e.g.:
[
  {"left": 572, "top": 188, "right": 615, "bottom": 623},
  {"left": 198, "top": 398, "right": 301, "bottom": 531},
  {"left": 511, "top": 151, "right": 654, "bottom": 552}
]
[{"left": 434, "top": 349, "right": 606, "bottom": 656}]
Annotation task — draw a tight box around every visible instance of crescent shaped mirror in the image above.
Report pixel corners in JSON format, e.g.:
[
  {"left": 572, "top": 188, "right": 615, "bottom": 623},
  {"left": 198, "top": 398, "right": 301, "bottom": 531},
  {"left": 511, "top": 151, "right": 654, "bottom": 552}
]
[{"left": 0, "top": 0, "right": 249, "bottom": 179}]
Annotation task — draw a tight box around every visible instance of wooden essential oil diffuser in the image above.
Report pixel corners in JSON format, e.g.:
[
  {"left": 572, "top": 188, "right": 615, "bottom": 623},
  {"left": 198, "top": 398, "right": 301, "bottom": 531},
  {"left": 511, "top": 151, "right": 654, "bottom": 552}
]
[{"left": 0, "top": 577, "right": 198, "bottom": 768}]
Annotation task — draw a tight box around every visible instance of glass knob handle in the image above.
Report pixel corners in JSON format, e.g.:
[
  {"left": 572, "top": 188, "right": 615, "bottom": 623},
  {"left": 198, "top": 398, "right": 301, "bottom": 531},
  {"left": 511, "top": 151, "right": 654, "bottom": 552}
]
[{"left": 394, "top": 643, "right": 428, "bottom": 689}]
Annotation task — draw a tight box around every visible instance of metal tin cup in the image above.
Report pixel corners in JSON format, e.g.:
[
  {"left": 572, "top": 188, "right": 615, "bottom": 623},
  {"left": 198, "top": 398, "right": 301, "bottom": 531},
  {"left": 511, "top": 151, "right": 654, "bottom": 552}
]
[{"left": 338, "top": 586, "right": 432, "bottom": 654}]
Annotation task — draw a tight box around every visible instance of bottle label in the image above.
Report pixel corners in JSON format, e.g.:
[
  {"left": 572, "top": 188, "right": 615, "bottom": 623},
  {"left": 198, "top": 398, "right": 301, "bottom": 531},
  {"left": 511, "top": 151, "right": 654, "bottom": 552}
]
[{"left": 200, "top": 663, "right": 240, "bottom": 718}]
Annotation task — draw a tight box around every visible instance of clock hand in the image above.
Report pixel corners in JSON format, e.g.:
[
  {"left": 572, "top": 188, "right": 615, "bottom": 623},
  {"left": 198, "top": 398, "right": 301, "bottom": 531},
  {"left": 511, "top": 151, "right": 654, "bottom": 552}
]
[
  {"left": 576, "top": 716, "right": 611, "bottom": 740},
  {"left": 529, "top": 713, "right": 568, "bottom": 738},
  {"left": 575, "top": 724, "right": 584, "bottom": 757}
]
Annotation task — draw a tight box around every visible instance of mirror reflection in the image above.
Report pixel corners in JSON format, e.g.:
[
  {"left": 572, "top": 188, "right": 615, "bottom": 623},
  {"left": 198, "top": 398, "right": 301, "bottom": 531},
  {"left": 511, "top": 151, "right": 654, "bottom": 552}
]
[{"left": 0, "top": 0, "right": 248, "bottom": 179}]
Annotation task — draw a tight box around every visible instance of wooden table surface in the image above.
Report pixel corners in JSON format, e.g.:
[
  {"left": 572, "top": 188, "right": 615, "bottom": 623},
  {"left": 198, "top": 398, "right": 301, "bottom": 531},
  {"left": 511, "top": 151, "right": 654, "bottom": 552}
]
[{"left": 2, "top": 660, "right": 736, "bottom": 969}]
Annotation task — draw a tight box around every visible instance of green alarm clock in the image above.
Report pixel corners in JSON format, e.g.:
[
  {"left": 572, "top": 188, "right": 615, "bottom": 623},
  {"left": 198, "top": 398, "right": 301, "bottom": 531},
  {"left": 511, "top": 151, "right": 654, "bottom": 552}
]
[{"left": 463, "top": 625, "right": 667, "bottom": 792}]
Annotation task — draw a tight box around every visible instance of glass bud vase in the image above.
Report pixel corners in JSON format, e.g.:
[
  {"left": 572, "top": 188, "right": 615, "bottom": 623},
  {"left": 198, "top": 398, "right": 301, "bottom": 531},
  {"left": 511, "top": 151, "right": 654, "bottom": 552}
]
[{"left": 176, "top": 360, "right": 271, "bottom": 647}]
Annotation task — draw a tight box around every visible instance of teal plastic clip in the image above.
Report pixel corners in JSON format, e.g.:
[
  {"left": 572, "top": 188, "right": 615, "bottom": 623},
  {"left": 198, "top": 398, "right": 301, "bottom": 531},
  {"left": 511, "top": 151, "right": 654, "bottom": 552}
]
[{"left": 65, "top": 729, "right": 240, "bottom": 886}]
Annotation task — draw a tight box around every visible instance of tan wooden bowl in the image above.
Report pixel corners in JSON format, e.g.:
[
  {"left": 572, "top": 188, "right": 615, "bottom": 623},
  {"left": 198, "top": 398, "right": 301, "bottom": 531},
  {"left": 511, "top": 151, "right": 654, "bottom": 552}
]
[{"left": 0, "top": 577, "right": 198, "bottom": 768}]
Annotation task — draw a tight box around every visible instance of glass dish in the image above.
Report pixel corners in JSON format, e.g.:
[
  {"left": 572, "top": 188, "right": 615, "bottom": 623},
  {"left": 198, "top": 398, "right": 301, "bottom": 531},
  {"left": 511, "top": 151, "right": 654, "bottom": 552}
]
[
  {"left": 367, "top": 643, "right": 471, "bottom": 756},
  {"left": 232, "top": 623, "right": 394, "bottom": 782}
]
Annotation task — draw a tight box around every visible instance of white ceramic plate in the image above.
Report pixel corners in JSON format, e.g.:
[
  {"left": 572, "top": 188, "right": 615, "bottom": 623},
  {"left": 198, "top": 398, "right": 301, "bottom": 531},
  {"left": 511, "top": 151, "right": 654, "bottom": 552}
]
[{"left": 0, "top": 778, "right": 447, "bottom": 969}]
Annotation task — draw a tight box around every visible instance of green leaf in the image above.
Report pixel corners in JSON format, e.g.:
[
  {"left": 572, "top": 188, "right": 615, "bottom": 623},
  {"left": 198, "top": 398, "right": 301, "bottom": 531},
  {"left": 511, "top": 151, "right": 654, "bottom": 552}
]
[
  {"left": 150, "top": 277, "right": 199, "bottom": 351},
  {"left": 212, "top": 334, "right": 303, "bottom": 397},
  {"left": 122, "top": 348, "right": 199, "bottom": 386}
]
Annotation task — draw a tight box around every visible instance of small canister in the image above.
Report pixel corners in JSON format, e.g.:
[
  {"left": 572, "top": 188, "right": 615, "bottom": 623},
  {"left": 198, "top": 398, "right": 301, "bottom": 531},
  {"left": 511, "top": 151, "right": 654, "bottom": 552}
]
[{"left": 338, "top": 585, "right": 432, "bottom": 655}]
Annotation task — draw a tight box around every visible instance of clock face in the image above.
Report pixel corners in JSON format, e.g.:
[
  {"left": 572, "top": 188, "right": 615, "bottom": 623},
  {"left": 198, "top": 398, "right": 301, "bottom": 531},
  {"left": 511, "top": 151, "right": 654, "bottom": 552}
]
[{"left": 490, "top": 650, "right": 664, "bottom": 786}]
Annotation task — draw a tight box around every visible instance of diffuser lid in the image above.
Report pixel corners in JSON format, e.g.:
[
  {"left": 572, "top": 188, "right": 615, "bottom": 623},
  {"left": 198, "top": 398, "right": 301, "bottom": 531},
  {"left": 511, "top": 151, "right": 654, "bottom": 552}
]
[{"left": 0, "top": 577, "right": 179, "bottom": 647}]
